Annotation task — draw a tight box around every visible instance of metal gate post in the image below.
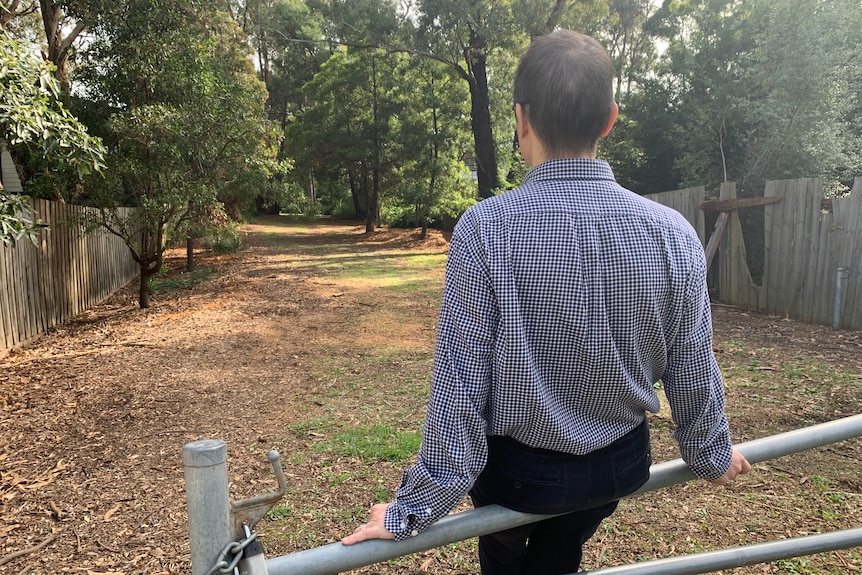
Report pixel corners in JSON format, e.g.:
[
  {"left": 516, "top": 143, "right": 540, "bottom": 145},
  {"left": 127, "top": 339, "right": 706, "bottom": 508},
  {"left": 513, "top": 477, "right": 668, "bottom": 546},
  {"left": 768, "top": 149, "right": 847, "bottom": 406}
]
[{"left": 183, "top": 439, "right": 233, "bottom": 575}]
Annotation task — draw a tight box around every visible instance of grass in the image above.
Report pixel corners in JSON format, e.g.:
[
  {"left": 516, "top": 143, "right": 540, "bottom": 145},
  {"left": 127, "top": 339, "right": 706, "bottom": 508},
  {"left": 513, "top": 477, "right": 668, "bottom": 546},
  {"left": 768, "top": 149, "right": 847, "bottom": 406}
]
[{"left": 313, "top": 424, "right": 421, "bottom": 463}]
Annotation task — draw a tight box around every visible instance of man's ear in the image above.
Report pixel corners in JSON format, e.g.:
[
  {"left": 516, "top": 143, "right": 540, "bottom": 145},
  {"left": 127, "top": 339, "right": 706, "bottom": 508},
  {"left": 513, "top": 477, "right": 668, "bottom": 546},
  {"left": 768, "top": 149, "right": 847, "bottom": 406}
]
[
  {"left": 515, "top": 103, "right": 530, "bottom": 141},
  {"left": 599, "top": 102, "right": 619, "bottom": 137}
]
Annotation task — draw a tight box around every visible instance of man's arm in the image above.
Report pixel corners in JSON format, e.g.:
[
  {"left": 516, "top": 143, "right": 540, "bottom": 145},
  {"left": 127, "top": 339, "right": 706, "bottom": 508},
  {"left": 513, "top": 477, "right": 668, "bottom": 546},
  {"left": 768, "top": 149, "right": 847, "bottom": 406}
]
[
  {"left": 663, "top": 247, "right": 740, "bottom": 480},
  {"left": 343, "top": 215, "right": 497, "bottom": 542}
]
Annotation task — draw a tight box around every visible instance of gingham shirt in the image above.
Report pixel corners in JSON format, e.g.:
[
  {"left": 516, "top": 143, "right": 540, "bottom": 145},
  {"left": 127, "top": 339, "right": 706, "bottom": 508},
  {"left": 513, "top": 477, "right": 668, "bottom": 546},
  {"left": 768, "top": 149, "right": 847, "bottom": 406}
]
[{"left": 384, "top": 159, "right": 733, "bottom": 540}]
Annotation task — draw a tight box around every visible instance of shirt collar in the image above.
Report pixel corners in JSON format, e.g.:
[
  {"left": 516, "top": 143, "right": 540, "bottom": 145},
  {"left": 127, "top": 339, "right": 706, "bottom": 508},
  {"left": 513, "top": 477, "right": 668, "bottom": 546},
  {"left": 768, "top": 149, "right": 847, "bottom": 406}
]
[{"left": 523, "top": 158, "right": 616, "bottom": 185}]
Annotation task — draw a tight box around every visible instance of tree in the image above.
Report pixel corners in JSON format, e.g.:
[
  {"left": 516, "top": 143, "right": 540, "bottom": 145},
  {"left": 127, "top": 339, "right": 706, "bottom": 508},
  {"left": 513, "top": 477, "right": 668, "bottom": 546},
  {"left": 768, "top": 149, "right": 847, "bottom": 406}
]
[
  {"left": 0, "top": 33, "right": 105, "bottom": 245},
  {"left": 413, "top": 0, "right": 521, "bottom": 199},
  {"left": 38, "top": 0, "right": 85, "bottom": 95},
  {"left": 599, "top": 0, "right": 657, "bottom": 100},
  {"left": 287, "top": 47, "right": 401, "bottom": 232},
  {"left": 1, "top": 1, "right": 39, "bottom": 36},
  {"left": 391, "top": 56, "right": 475, "bottom": 236},
  {"left": 636, "top": 0, "right": 862, "bottom": 196},
  {"left": 76, "top": 1, "right": 280, "bottom": 308},
  {"left": 236, "top": 0, "right": 325, "bottom": 130}
]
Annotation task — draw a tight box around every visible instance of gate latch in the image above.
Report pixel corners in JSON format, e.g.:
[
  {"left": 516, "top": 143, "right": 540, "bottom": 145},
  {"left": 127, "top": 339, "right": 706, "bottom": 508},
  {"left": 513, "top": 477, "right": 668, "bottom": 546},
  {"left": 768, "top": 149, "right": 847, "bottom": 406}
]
[{"left": 230, "top": 450, "right": 287, "bottom": 536}]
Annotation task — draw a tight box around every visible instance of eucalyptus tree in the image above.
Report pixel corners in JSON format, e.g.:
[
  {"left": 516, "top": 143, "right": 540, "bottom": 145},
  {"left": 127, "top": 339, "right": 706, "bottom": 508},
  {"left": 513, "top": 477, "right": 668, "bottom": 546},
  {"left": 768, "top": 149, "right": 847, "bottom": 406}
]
[
  {"left": 1, "top": 0, "right": 39, "bottom": 37},
  {"left": 599, "top": 0, "right": 657, "bottom": 101},
  {"left": 235, "top": 0, "right": 326, "bottom": 126},
  {"left": 412, "top": 0, "right": 522, "bottom": 199},
  {"left": 76, "top": 0, "right": 279, "bottom": 307},
  {"left": 413, "top": 0, "right": 616, "bottom": 198},
  {"left": 287, "top": 46, "right": 403, "bottom": 231}
]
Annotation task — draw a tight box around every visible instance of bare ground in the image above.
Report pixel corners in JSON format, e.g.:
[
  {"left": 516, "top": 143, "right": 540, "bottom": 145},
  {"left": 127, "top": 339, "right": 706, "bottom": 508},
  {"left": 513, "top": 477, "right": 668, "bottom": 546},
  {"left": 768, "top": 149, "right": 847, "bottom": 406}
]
[{"left": 1, "top": 216, "right": 860, "bottom": 575}]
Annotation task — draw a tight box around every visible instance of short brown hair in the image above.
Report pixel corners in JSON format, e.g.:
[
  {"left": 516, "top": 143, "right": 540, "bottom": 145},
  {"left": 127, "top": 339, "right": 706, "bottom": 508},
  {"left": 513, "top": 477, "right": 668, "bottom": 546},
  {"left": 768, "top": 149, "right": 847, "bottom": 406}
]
[{"left": 513, "top": 30, "right": 615, "bottom": 156}]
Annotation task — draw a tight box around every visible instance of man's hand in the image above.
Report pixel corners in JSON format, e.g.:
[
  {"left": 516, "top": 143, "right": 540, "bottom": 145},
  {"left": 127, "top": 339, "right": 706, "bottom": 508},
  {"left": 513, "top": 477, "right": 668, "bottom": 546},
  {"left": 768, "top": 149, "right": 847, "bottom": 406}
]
[
  {"left": 341, "top": 503, "right": 395, "bottom": 545},
  {"left": 709, "top": 449, "right": 752, "bottom": 485}
]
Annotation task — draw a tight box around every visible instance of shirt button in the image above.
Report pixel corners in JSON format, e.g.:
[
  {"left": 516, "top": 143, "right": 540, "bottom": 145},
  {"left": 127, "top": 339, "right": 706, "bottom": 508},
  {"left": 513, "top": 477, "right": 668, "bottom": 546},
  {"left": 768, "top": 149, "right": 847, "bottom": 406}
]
[
  {"left": 411, "top": 530, "right": 419, "bottom": 537},
  {"left": 400, "top": 522, "right": 407, "bottom": 529},
  {"left": 425, "top": 507, "right": 433, "bottom": 514}
]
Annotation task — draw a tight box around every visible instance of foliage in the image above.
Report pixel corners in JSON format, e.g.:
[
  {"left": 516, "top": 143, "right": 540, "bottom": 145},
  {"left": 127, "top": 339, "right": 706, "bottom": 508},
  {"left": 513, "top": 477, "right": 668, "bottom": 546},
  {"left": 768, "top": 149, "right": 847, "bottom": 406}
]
[
  {"left": 629, "top": 0, "right": 862, "bottom": 195},
  {"left": 0, "top": 34, "right": 106, "bottom": 179},
  {"left": 0, "top": 186, "right": 47, "bottom": 246},
  {"left": 203, "top": 223, "right": 243, "bottom": 254},
  {"left": 6, "top": 0, "right": 862, "bottom": 262},
  {"left": 286, "top": 46, "right": 402, "bottom": 231},
  {"left": 0, "top": 32, "right": 105, "bottom": 245}
]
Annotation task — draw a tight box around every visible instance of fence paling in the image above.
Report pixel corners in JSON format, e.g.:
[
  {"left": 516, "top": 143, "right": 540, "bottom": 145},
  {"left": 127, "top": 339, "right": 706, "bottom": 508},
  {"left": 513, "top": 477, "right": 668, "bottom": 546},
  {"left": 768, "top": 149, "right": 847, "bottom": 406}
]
[{"left": 251, "top": 414, "right": 862, "bottom": 575}]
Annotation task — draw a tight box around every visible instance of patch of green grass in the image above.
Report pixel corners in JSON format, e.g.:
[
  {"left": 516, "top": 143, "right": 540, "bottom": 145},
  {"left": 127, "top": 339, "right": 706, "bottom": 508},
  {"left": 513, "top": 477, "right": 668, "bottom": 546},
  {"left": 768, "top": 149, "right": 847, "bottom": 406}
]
[
  {"left": 324, "top": 471, "right": 356, "bottom": 487},
  {"left": 808, "top": 475, "right": 830, "bottom": 491},
  {"left": 287, "top": 416, "right": 338, "bottom": 437},
  {"left": 314, "top": 424, "right": 421, "bottom": 463},
  {"left": 266, "top": 503, "right": 292, "bottom": 519},
  {"left": 373, "top": 484, "right": 390, "bottom": 503},
  {"left": 775, "top": 557, "right": 815, "bottom": 574}
]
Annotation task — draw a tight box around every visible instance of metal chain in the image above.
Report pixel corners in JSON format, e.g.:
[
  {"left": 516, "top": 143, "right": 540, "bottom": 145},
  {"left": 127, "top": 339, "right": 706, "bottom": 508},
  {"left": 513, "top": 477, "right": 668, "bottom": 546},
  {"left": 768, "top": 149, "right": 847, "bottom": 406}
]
[{"left": 204, "top": 529, "right": 258, "bottom": 575}]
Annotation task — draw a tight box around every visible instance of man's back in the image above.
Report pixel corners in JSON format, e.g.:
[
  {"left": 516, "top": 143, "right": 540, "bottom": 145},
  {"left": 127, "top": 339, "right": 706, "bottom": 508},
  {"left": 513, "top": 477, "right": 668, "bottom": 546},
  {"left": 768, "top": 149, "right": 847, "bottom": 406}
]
[{"left": 449, "top": 158, "right": 722, "bottom": 465}]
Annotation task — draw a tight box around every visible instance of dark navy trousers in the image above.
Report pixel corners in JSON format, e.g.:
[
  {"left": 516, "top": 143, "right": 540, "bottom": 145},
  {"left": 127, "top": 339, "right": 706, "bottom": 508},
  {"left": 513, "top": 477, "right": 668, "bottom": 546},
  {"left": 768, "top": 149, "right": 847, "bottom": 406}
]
[{"left": 469, "top": 420, "right": 652, "bottom": 575}]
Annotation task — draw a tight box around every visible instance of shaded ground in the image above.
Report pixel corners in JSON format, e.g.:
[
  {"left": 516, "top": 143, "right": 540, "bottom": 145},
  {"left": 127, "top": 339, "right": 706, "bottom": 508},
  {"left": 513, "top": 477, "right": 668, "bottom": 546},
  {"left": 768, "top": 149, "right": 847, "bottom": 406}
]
[{"left": 0, "top": 216, "right": 859, "bottom": 575}]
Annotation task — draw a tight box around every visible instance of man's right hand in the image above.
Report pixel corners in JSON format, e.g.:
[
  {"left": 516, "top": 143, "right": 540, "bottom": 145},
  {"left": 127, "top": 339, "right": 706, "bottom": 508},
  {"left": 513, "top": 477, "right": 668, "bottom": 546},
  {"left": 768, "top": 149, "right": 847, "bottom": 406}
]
[{"left": 709, "top": 449, "right": 751, "bottom": 485}]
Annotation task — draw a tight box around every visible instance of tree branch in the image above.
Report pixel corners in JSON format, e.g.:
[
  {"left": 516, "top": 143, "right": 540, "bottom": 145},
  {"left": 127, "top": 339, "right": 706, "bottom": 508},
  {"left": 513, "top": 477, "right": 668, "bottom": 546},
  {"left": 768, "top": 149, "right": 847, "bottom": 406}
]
[
  {"left": 58, "top": 21, "right": 86, "bottom": 59},
  {"left": 0, "top": 534, "right": 56, "bottom": 566},
  {"left": 267, "top": 30, "right": 472, "bottom": 83}
]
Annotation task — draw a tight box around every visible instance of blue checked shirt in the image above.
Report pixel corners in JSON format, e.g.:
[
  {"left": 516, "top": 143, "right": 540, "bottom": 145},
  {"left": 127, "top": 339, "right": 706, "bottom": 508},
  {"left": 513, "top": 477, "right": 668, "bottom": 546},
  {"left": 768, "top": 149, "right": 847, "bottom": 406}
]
[{"left": 383, "top": 159, "right": 733, "bottom": 540}]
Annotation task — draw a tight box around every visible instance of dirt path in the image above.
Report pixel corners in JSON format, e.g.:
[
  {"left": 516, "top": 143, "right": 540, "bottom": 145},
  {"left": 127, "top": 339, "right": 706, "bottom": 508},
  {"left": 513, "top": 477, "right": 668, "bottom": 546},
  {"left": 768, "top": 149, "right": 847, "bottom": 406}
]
[{"left": 1, "top": 217, "right": 859, "bottom": 575}]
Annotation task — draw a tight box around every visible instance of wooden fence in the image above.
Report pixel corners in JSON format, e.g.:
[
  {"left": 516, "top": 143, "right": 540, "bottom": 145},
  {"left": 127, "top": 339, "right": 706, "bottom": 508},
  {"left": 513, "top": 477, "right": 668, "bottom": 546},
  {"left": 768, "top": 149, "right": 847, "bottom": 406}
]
[
  {"left": 0, "top": 198, "right": 139, "bottom": 353},
  {"left": 648, "top": 177, "right": 862, "bottom": 331}
]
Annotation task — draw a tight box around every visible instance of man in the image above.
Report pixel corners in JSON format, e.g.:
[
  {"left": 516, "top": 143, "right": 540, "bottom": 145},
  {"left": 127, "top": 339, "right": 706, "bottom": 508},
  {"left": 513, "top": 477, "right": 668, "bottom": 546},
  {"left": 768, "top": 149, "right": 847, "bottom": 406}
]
[{"left": 342, "top": 29, "right": 750, "bottom": 574}]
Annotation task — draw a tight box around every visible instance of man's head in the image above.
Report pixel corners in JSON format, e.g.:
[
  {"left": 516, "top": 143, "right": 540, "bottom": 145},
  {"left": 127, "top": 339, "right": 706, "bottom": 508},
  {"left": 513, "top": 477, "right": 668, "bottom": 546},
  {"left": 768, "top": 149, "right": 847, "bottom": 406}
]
[{"left": 513, "top": 30, "right": 616, "bottom": 160}]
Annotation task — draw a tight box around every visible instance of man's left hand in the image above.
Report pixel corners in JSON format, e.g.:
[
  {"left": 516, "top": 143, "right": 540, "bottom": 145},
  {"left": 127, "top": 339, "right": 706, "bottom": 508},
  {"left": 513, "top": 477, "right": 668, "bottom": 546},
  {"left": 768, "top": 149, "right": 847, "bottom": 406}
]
[{"left": 341, "top": 503, "right": 395, "bottom": 545}]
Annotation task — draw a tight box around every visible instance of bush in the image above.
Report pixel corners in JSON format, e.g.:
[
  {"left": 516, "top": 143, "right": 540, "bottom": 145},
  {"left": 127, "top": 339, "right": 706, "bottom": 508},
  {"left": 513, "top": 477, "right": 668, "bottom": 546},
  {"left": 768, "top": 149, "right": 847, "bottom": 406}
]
[{"left": 203, "top": 224, "right": 241, "bottom": 253}]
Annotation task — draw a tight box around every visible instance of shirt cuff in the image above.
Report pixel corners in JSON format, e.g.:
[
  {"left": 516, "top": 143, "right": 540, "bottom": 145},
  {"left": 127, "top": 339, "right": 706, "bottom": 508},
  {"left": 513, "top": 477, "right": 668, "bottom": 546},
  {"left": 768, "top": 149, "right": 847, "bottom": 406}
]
[{"left": 384, "top": 501, "right": 437, "bottom": 541}]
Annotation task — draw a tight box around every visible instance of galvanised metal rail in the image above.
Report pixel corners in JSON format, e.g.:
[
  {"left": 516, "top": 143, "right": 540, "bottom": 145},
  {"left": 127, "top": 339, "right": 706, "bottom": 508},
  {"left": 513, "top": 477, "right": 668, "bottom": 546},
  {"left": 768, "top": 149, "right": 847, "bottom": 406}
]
[
  {"left": 579, "top": 527, "right": 862, "bottom": 574},
  {"left": 183, "top": 413, "right": 862, "bottom": 575}
]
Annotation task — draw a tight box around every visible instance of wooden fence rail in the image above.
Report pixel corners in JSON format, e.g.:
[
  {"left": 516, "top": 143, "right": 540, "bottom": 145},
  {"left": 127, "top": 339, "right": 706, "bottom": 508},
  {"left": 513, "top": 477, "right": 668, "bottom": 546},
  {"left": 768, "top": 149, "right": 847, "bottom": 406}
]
[
  {"left": 648, "top": 177, "right": 862, "bottom": 331},
  {"left": 0, "top": 198, "right": 139, "bottom": 353}
]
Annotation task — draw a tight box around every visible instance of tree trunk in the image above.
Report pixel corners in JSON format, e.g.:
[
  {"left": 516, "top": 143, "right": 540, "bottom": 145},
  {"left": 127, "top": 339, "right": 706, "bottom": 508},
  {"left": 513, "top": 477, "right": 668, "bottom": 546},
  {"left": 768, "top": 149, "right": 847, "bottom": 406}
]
[
  {"left": 186, "top": 236, "right": 194, "bottom": 272},
  {"left": 465, "top": 39, "right": 499, "bottom": 199},
  {"left": 138, "top": 267, "right": 153, "bottom": 309},
  {"left": 367, "top": 54, "right": 381, "bottom": 233},
  {"left": 39, "top": 1, "right": 84, "bottom": 100},
  {"left": 366, "top": 168, "right": 379, "bottom": 233},
  {"left": 348, "top": 170, "right": 364, "bottom": 219}
]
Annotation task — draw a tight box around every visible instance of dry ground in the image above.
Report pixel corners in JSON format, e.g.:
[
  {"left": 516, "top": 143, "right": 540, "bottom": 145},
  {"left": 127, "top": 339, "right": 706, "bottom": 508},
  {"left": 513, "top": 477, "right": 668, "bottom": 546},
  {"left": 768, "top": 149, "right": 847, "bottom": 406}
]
[{"left": 0, "top": 216, "right": 859, "bottom": 575}]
